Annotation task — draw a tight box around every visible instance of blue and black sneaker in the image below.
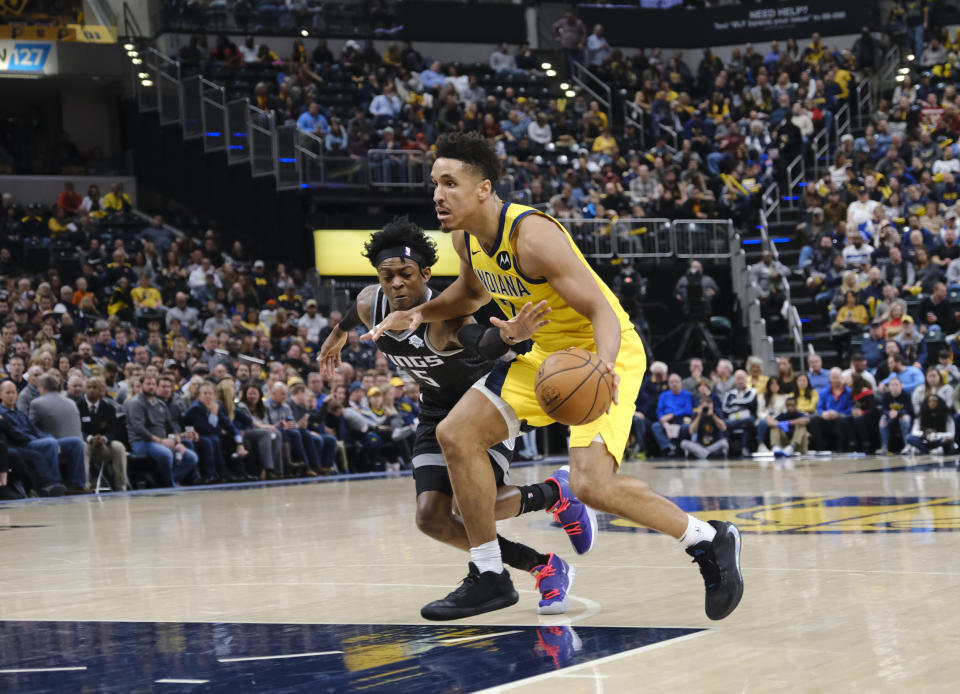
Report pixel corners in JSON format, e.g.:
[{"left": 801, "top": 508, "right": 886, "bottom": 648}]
[
  {"left": 686, "top": 520, "right": 743, "bottom": 620},
  {"left": 421, "top": 562, "right": 519, "bottom": 621}
]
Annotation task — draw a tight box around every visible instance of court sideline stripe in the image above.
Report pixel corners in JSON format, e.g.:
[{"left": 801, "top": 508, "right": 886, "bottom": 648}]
[
  {"left": 438, "top": 630, "right": 524, "bottom": 644},
  {"left": 217, "top": 650, "right": 343, "bottom": 663},
  {"left": 156, "top": 679, "right": 209, "bottom": 684},
  {"left": 0, "top": 666, "right": 87, "bottom": 674},
  {"left": 472, "top": 630, "right": 711, "bottom": 692}
]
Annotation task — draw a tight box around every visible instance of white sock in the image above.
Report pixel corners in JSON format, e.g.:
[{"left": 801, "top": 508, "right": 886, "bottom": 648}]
[
  {"left": 470, "top": 540, "right": 504, "bottom": 574},
  {"left": 678, "top": 515, "right": 717, "bottom": 549}
]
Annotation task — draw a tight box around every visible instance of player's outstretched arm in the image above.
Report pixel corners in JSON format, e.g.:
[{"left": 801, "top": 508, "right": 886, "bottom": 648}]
[
  {"left": 455, "top": 300, "right": 551, "bottom": 358},
  {"left": 363, "top": 231, "right": 489, "bottom": 340},
  {"left": 318, "top": 284, "right": 377, "bottom": 377},
  {"left": 515, "top": 215, "right": 622, "bottom": 405}
]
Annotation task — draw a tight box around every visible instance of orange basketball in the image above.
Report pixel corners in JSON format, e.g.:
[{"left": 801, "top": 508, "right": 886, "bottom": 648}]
[{"left": 534, "top": 347, "right": 614, "bottom": 426}]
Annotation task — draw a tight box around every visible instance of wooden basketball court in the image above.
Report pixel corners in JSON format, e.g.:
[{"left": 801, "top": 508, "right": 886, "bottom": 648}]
[{"left": 1, "top": 453, "right": 958, "bottom": 691}]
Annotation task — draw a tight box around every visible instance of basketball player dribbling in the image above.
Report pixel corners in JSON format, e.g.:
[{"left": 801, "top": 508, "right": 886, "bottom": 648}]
[
  {"left": 366, "top": 132, "right": 744, "bottom": 621},
  {"left": 319, "top": 218, "right": 601, "bottom": 617}
]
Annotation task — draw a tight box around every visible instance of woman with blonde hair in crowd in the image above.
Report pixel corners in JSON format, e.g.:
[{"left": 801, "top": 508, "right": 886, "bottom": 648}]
[
  {"left": 882, "top": 301, "right": 906, "bottom": 339},
  {"left": 746, "top": 356, "right": 768, "bottom": 394}
]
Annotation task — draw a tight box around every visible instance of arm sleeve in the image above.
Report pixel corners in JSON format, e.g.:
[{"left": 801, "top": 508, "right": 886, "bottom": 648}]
[
  {"left": 339, "top": 302, "right": 363, "bottom": 332},
  {"left": 457, "top": 323, "right": 514, "bottom": 360}
]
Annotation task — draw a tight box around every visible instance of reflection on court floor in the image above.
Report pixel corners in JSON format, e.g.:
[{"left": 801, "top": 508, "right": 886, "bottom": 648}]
[{"left": 0, "top": 622, "right": 701, "bottom": 692}]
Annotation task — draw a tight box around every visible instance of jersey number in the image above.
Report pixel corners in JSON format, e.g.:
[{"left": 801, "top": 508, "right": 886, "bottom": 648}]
[{"left": 410, "top": 369, "right": 439, "bottom": 388}]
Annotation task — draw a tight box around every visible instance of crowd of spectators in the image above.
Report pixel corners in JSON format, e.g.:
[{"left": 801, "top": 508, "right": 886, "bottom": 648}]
[
  {"left": 178, "top": 21, "right": 762, "bottom": 221},
  {"left": 629, "top": 347, "right": 960, "bottom": 460},
  {"left": 0, "top": 183, "right": 426, "bottom": 500}
]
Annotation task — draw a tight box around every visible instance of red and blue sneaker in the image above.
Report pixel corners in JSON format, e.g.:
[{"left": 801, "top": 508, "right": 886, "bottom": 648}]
[
  {"left": 534, "top": 626, "right": 583, "bottom": 667},
  {"left": 546, "top": 466, "right": 597, "bottom": 555},
  {"left": 531, "top": 553, "right": 576, "bottom": 615}
]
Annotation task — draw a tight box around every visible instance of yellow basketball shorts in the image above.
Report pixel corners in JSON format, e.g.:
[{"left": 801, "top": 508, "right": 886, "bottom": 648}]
[{"left": 473, "top": 330, "right": 646, "bottom": 465}]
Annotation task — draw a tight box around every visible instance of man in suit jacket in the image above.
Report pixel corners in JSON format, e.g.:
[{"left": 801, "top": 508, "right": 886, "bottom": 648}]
[{"left": 73, "top": 376, "right": 128, "bottom": 491}]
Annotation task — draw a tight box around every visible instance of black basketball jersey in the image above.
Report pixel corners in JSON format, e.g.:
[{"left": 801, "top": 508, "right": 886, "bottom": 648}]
[{"left": 371, "top": 287, "right": 492, "bottom": 415}]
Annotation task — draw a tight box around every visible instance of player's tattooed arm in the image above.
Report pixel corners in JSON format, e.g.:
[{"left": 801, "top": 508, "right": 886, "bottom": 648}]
[{"left": 318, "top": 284, "right": 378, "bottom": 377}]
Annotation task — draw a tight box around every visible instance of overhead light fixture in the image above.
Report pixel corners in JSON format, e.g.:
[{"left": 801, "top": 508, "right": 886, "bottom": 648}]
[
  {"left": 565, "top": 89, "right": 576, "bottom": 97},
  {"left": 907, "top": 54, "right": 916, "bottom": 61},
  {"left": 898, "top": 67, "right": 910, "bottom": 74},
  {"left": 560, "top": 82, "right": 569, "bottom": 90},
  {"left": 132, "top": 57, "right": 142, "bottom": 65},
  {"left": 123, "top": 42, "right": 134, "bottom": 51},
  {"left": 895, "top": 74, "right": 905, "bottom": 82},
  {"left": 127, "top": 50, "right": 138, "bottom": 58},
  {"left": 541, "top": 62, "right": 552, "bottom": 70},
  {"left": 138, "top": 72, "right": 149, "bottom": 79},
  {"left": 300, "top": 28, "right": 308, "bottom": 37},
  {"left": 141, "top": 79, "right": 154, "bottom": 87},
  {"left": 546, "top": 69, "right": 557, "bottom": 77}
]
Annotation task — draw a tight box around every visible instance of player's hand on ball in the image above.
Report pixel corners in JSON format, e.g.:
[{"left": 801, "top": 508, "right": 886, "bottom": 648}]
[
  {"left": 363, "top": 309, "right": 423, "bottom": 341},
  {"left": 602, "top": 361, "right": 620, "bottom": 410},
  {"left": 490, "top": 300, "right": 551, "bottom": 344}
]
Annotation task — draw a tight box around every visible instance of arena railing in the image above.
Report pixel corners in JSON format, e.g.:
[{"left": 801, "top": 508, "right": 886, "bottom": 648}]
[
  {"left": 180, "top": 75, "right": 203, "bottom": 140},
  {"left": 658, "top": 122, "right": 679, "bottom": 154},
  {"left": 276, "top": 124, "right": 301, "bottom": 190},
  {"left": 758, "top": 209, "right": 805, "bottom": 370},
  {"left": 879, "top": 44, "right": 902, "bottom": 93},
  {"left": 811, "top": 125, "right": 830, "bottom": 182},
  {"left": 571, "top": 61, "right": 612, "bottom": 115},
  {"left": 367, "top": 149, "right": 431, "bottom": 188},
  {"left": 248, "top": 104, "right": 276, "bottom": 179},
  {"left": 855, "top": 80, "right": 871, "bottom": 131},
  {"left": 622, "top": 100, "right": 646, "bottom": 148},
  {"left": 729, "top": 230, "right": 775, "bottom": 371},
  {"left": 296, "top": 129, "right": 324, "bottom": 188},
  {"left": 226, "top": 99, "right": 251, "bottom": 166},
  {"left": 784, "top": 153, "right": 805, "bottom": 211},
  {"left": 554, "top": 218, "right": 732, "bottom": 262},
  {"left": 559, "top": 218, "right": 617, "bottom": 259},
  {"left": 670, "top": 219, "right": 733, "bottom": 260},
  {"left": 139, "top": 50, "right": 160, "bottom": 114},
  {"left": 154, "top": 52, "right": 182, "bottom": 127},
  {"left": 761, "top": 181, "right": 780, "bottom": 224},
  {"left": 200, "top": 78, "right": 227, "bottom": 153},
  {"left": 834, "top": 102, "right": 850, "bottom": 147},
  {"left": 613, "top": 217, "right": 671, "bottom": 259}
]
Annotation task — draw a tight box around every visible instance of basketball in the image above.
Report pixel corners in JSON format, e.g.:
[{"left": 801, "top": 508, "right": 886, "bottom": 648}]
[{"left": 534, "top": 348, "right": 614, "bottom": 426}]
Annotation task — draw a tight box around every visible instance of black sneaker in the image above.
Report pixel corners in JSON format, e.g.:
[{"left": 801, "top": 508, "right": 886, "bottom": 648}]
[
  {"left": 421, "top": 562, "right": 519, "bottom": 621},
  {"left": 686, "top": 520, "right": 743, "bottom": 620}
]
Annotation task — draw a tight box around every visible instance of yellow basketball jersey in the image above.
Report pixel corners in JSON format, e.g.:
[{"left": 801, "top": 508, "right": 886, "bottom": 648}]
[{"left": 465, "top": 202, "right": 634, "bottom": 353}]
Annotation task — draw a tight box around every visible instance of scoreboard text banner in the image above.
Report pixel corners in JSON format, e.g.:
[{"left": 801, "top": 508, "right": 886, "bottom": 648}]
[{"left": 313, "top": 229, "right": 460, "bottom": 277}]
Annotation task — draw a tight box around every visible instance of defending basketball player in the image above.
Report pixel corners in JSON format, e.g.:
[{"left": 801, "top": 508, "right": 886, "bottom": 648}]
[
  {"left": 366, "top": 132, "right": 744, "bottom": 621},
  {"left": 319, "top": 218, "right": 599, "bottom": 616}
]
